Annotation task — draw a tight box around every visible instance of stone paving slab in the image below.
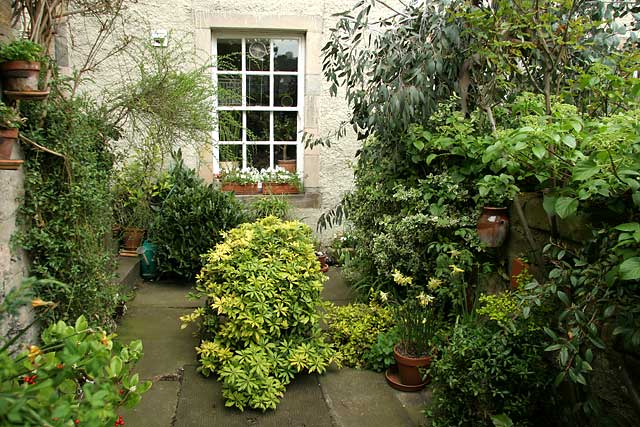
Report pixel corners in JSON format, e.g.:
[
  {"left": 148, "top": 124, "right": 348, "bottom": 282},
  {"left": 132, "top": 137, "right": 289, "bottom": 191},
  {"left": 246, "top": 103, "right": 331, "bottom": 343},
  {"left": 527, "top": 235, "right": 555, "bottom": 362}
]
[
  {"left": 321, "top": 268, "right": 355, "bottom": 306},
  {"left": 116, "top": 305, "right": 199, "bottom": 379},
  {"left": 320, "top": 367, "right": 423, "bottom": 427},
  {"left": 131, "top": 280, "right": 200, "bottom": 308},
  {"left": 174, "top": 365, "right": 335, "bottom": 427},
  {"left": 120, "top": 380, "right": 180, "bottom": 427}
]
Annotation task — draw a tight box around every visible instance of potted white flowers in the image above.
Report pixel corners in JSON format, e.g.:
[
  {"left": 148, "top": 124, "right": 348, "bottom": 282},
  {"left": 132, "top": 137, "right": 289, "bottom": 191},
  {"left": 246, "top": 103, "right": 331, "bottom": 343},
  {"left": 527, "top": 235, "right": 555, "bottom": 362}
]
[{"left": 219, "top": 168, "right": 261, "bottom": 195}]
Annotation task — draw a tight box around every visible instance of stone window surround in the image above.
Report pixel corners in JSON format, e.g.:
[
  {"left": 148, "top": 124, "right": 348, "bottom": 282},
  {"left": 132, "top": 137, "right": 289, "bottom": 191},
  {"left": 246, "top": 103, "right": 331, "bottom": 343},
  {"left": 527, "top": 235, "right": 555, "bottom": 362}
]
[{"left": 194, "top": 12, "right": 323, "bottom": 189}]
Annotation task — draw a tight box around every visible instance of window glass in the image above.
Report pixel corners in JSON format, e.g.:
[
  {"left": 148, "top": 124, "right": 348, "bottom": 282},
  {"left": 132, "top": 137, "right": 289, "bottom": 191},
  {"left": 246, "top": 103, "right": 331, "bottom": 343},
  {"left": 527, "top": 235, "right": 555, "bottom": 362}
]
[
  {"left": 246, "top": 38, "right": 270, "bottom": 71},
  {"left": 274, "top": 75, "right": 297, "bottom": 107},
  {"left": 273, "top": 39, "right": 298, "bottom": 72},
  {"left": 274, "top": 112, "right": 297, "bottom": 141},
  {"left": 247, "top": 75, "right": 270, "bottom": 106},
  {"left": 246, "top": 111, "right": 270, "bottom": 142},
  {"left": 217, "top": 39, "right": 241, "bottom": 71}
]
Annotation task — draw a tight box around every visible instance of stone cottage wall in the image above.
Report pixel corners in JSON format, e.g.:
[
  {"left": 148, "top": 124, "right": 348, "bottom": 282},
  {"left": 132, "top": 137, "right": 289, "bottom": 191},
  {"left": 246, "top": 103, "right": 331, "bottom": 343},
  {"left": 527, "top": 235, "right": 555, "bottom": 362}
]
[
  {"left": 0, "top": 0, "right": 35, "bottom": 347},
  {"left": 64, "top": 0, "right": 402, "bottom": 242}
]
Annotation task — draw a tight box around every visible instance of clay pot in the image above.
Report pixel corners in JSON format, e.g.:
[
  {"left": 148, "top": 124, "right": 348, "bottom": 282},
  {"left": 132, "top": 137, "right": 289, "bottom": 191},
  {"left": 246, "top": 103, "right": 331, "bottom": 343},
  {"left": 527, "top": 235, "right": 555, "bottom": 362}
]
[
  {"left": 510, "top": 257, "right": 530, "bottom": 289},
  {"left": 393, "top": 344, "right": 431, "bottom": 387},
  {"left": 0, "top": 60, "right": 40, "bottom": 91},
  {"left": 122, "top": 227, "right": 145, "bottom": 251},
  {"left": 262, "top": 182, "right": 299, "bottom": 195},
  {"left": 277, "top": 159, "right": 296, "bottom": 173},
  {"left": 221, "top": 183, "right": 258, "bottom": 195},
  {"left": 317, "top": 253, "right": 329, "bottom": 273},
  {"left": 477, "top": 207, "right": 509, "bottom": 247},
  {"left": 0, "top": 127, "right": 19, "bottom": 160}
]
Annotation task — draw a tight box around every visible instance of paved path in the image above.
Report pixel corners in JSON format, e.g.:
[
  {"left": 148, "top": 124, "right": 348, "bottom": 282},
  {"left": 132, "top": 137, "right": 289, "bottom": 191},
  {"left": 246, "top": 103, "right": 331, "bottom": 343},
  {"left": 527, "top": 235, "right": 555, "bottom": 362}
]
[{"left": 117, "top": 269, "right": 430, "bottom": 427}]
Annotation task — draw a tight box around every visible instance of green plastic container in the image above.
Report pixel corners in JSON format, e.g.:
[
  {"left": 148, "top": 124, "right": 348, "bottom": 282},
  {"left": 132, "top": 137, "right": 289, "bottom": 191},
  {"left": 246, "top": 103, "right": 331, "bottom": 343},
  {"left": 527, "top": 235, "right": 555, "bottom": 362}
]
[{"left": 140, "top": 240, "right": 157, "bottom": 280}]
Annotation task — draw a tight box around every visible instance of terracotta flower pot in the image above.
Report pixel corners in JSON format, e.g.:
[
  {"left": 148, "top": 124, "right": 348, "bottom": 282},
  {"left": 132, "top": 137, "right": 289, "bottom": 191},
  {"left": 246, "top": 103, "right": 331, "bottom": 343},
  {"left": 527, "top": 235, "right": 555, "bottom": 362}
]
[
  {"left": 317, "top": 253, "right": 329, "bottom": 273},
  {"left": 477, "top": 206, "right": 509, "bottom": 247},
  {"left": 262, "top": 182, "right": 299, "bottom": 195},
  {"left": 0, "top": 127, "right": 18, "bottom": 160},
  {"left": 390, "top": 344, "right": 431, "bottom": 390},
  {"left": 221, "top": 182, "right": 258, "bottom": 195},
  {"left": 277, "top": 159, "right": 297, "bottom": 173},
  {"left": 0, "top": 60, "right": 41, "bottom": 91},
  {"left": 510, "top": 257, "right": 530, "bottom": 289},
  {"left": 121, "top": 227, "right": 145, "bottom": 251}
]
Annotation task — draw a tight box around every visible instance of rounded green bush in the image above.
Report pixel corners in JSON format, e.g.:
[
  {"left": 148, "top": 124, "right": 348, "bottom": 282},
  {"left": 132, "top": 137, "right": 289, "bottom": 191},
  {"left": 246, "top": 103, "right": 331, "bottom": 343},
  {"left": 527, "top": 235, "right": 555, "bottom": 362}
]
[{"left": 182, "top": 217, "right": 334, "bottom": 411}]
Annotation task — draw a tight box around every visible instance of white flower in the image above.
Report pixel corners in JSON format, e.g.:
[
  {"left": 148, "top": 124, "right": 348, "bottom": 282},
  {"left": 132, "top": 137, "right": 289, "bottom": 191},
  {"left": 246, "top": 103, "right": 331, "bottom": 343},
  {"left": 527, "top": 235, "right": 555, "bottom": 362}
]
[
  {"left": 379, "top": 291, "right": 389, "bottom": 302},
  {"left": 416, "top": 291, "right": 434, "bottom": 307}
]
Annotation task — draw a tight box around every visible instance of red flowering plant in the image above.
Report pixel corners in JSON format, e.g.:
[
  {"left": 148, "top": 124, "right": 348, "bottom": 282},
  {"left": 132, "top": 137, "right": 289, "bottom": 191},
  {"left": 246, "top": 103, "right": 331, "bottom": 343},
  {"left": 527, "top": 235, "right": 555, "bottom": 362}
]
[{"left": 0, "top": 279, "right": 150, "bottom": 426}]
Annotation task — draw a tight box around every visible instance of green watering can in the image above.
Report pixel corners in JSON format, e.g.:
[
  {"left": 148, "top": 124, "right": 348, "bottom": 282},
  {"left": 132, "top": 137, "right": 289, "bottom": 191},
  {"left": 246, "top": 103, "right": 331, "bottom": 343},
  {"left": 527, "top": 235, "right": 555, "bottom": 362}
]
[{"left": 139, "top": 240, "right": 157, "bottom": 281}]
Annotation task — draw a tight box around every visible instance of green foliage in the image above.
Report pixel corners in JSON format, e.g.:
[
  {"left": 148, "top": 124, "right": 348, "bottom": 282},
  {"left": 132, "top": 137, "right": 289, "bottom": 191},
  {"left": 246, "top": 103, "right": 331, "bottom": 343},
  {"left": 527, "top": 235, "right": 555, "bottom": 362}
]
[
  {"left": 475, "top": 174, "right": 519, "bottom": 207},
  {"left": 0, "top": 283, "right": 150, "bottom": 426},
  {"left": 0, "top": 101, "right": 25, "bottom": 129},
  {"left": 248, "top": 196, "right": 293, "bottom": 221},
  {"left": 181, "top": 217, "right": 334, "bottom": 411},
  {"left": 394, "top": 291, "right": 439, "bottom": 357},
  {"left": 16, "top": 91, "right": 119, "bottom": 328},
  {"left": 0, "top": 39, "right": 44, "bottom": 62},
  {"left": 261, "top": 168, "right": 302, "bottom": 188},
  {"left": 430, "top": 314, "right": 553, "bottom": 426},
  {"left": 108, "top": 36, "right": 216, "bottom": 157},
  {"left": 324, "top": 302, "right": 394, "bottom": 369},
  {"left": 149, "top": 157, "right": 246, "bottom": 279},
  {"left": 362, "top": 327, "right": 399, "bottom": 373}
]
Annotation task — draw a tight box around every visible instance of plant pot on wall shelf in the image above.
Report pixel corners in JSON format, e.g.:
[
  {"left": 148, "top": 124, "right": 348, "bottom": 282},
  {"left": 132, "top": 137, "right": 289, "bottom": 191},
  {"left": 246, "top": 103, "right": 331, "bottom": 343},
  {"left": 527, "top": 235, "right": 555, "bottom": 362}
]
[
  {"left": 262, "top": 182, "right": 299, "bottom": 195},
  {"left": 221, "top": 183, "right": 259, "bottom": 195},
  {"left": 0, "top": 61, "right": 49, "bottom": 99},
  {"left": 385, "top": 345, "right": 431, "bottom": 392},
  {"left": 477, "top": 207, "right": 509, "bottom": 247},
  {"left": 120, "top": 227, "right": 145, "bottom": 256},
  {"left": 0, "top": 127, "right": 23, "bottom": 170},
  {"left": 510, "top": 257, "right": 530, "bottom": 289}
]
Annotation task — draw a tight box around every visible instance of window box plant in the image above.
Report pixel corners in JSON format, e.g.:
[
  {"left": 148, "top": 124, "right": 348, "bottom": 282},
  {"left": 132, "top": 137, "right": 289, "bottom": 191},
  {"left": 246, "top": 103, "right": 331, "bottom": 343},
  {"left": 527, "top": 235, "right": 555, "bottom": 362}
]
[
  {"left": 219, "top": 167, "right": 260, "bottom": 195},
  {"left": 261, "top": 167, "right": 302, "bottom": 194},
  {"left": 0, "top": 101, "right": 24, "bottom": 164},
  {"left": 0, "top": 39, "right": 48, "bottom": 98}
]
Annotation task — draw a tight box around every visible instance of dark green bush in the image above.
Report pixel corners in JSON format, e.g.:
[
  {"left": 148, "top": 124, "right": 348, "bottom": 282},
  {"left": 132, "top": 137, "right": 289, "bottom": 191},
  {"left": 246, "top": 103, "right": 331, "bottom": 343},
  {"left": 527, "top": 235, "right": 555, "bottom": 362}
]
[
  {"left": 429, "top": 304, "right": 553, "bottom": 426},
  {"left": 248, "top": 196, "right": 293, "bottom": 221},
  {"left": 149, "top": 158, "right": 246, "bottom": 279},
  {"left": 17, "top": 93, "right": 119, "bottom": 328}
]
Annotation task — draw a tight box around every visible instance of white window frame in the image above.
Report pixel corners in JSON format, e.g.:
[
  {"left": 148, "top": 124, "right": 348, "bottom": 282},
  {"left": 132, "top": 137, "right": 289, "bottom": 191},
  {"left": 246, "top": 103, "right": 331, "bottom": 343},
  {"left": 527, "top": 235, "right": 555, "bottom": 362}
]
[{"left": 211, "top": 32, "right": 306, "bottom": 176}]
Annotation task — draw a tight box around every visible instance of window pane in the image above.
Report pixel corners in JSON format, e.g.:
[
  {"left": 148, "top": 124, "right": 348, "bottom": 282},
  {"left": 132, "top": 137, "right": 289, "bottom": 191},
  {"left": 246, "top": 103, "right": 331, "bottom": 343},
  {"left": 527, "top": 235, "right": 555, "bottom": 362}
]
[
  {"left": 246, "top": 38, "right": 270, "bottom": 71},
  {"left": 218, "top": 144, "right": 242, "bottom": 171},
  {"left": 274, "top": 112, "right": 297, "bottom": 141},
  {"left": 275, "top": 145, "right": 297, "bottom": 172},
  {"left": 246, "top": 111, "right": 270, "bottom": 142},
  {"left": 218, "top": 75, "right": 241, "bottom": 106},
  {"left": 273, "top": 39, "right": 298, "bottom": 72},
  {"left": 217, "top": 39, "right": 241, "bottom": 71},
  {"left": 274, "top": 75, "right": 297, "bottom": 107},
  {"left": 219, "top": 111, "right": 242, "bottom": 142},
  {"left": 247, "top": 144, "right": 270, "bottom": 170},
  {"left": 247, "top": 75, "right": 270, "bottom": 106}
]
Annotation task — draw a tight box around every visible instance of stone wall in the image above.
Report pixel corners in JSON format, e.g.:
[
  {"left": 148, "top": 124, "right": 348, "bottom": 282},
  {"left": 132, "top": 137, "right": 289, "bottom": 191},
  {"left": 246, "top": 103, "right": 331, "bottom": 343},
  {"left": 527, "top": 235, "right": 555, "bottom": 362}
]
[
  {"left": 0, "top": 0, "right": 35, "bottom": 347},
  {"left": 64, "top": 0, "right": 403, "bottom": 243}
]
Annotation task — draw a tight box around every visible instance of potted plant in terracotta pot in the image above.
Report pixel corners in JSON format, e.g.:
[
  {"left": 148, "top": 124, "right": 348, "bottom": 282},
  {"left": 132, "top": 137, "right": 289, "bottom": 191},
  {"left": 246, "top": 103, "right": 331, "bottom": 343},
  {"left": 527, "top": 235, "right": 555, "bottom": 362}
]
[
  {"left": 219, "top": 167, "right": 260, "bottom": 195},
  {"left": 0, "top": 39, "right": 48, "bottom": 98},
  {"left": 384, "top": 273, "right": 439, "bottom": 392},
  {"left": 261, "top": 167, "right": 302, "bottom": 195},
  {"left": 112, "top": 162, "right": 156, "bottom": 255},
  {"left": 0, "top": 101, "right": 25, "bottom": 163},
  {"left": 474, "top": 174, "right": 519, "bottom": 247}
]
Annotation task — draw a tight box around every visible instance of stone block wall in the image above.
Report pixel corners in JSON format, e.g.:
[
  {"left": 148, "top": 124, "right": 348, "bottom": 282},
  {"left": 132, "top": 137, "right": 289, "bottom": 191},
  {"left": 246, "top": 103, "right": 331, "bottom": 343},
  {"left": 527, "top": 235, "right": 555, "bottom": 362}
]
[{"left": 0, "top": 0, "right": 35, "bottom": 347}]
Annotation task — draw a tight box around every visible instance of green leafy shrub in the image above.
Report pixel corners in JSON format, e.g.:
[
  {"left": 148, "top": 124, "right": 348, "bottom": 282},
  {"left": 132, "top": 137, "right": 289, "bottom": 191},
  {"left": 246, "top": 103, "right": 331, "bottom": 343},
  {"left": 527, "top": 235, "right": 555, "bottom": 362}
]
[
  {"left": 149, "top": 157, "right": 247, "bottom": 279},
  {"left": 429, "top": 294, "right": 553, "bottom": 427},
  {"left": 0, "top": 283, "right": 150, "bottom": 426},
  {"left": 181, "top": 217, "right": 334, "bottom": 411},
  {"left": 17, "top": 92, "right": 119, "bottom": 328},
  {"left": 362, "top": 327, "right": 400, "bottom": 372},
  {"left": 324, "top": 302, "right": 394, "bottom": 369},
  {"left": 248, "top": 196, "right": 293, "bottom": 221},
  {"left": 0, "top": 39, "right": 43, "bottom": 62}
]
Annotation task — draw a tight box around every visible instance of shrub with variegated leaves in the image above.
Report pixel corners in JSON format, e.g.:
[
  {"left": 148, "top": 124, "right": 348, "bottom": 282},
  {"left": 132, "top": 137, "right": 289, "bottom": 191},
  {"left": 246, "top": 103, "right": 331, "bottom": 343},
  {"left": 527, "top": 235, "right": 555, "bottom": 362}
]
[{"left": 181, "top": 216, "right": 335, "bottom": 411}]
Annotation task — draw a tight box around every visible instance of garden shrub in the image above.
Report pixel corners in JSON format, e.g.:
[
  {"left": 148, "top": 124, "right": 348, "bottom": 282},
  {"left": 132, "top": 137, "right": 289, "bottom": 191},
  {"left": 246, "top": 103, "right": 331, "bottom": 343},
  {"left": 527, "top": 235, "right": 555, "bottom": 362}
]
[
  {"left": 429, "top": 293, "right": 553, "bottom": 427},
  {"left": 181, "top": 217, "right": 334, "bottom": 411},
  {"left": 247, "top": 196, "right": 293, "bottom": 221},
  {"left": 324, "top": 302, "right": 394, "bottom": 370},
  {"left": 149, "top": 157, "right": 247, "bottom": 279},
  {"left": 0, "top": 283, "right": 150, "bottom": 426},
  {"left": 17, "top": 92, "right": 119, "bottom": 328}
]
